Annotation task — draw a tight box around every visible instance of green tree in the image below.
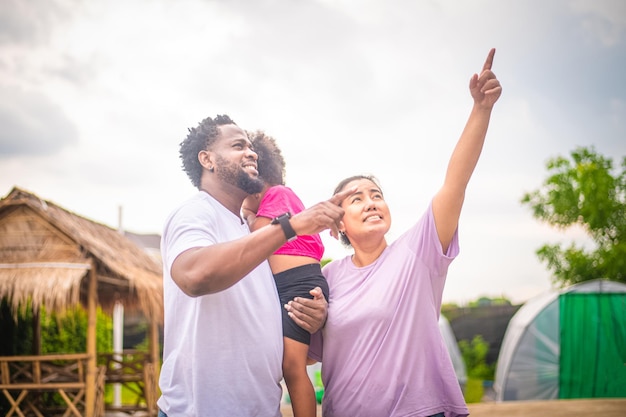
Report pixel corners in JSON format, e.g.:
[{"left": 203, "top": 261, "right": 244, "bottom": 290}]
[
  {"left": 1, "top": 305, "right": 113, "bottom": 355},
  {"left": 40, "top": 306, "right": 112, "bottom": 354},
  {"left": 459, "top": 335, "right": 494, "bottom": 403},
  {"left": 468, "top": 296, "right": 512, "bottom": 308},
  {"left": 521, "top": 146, "right": 626, "bottom": 286},
  {"left": 459, "top": 335, "right": 494, "bottom": 380}
]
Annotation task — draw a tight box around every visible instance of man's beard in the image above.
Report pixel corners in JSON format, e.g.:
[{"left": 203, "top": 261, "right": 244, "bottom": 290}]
[{"left": 215, "top": 155, "right": 264, "bottom": 194}]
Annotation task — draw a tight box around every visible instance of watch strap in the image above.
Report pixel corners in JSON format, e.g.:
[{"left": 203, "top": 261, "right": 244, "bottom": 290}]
[{"left": 272, "top": 213, "right": 297, "bottom": 242}]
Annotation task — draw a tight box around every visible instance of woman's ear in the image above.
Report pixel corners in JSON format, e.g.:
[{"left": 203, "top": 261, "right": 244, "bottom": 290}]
[{"left": 338, "top": 220, "right": 345, "bottom": 234}]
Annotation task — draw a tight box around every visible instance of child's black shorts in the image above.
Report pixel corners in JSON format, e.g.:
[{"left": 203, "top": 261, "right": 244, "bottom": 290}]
[{"left": 273, "top": 263, "right": 329, "bottom": 345}]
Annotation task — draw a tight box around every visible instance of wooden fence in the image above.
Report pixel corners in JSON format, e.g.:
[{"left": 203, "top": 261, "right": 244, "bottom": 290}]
[
  {"left": 0, "top": 350, "right": 157, "bottom": 417},
  {"left": 0, "top": 353, "right": 105, "bottom": 417}
]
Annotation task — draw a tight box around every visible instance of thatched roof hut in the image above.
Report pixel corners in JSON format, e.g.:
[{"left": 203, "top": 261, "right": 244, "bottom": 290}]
[
  {"left": 0, "top": 186, "right": 163, "bottom": 322},
  {"left": 0, "top": 186, "right": 163, "bottom": 416}
]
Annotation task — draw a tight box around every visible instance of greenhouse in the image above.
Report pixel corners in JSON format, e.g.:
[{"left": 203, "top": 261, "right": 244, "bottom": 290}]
[{"left": 494, "top": 279, "right": 626, "bottom": 401}]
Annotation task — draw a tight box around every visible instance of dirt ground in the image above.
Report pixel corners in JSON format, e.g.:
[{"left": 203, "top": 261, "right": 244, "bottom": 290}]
[{"left": 280, "top": 398, "right": 626, "bottom": 417}]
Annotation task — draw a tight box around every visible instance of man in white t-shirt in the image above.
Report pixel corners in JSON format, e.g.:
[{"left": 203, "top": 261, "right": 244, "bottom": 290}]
[{"left": 157, "top": 115, "right": 352, "bottom": 417}]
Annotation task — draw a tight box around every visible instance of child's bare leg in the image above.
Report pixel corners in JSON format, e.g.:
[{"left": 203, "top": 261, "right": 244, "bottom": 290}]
[{"left": 283, "top": 337, "right": 316, "bottom": 417}]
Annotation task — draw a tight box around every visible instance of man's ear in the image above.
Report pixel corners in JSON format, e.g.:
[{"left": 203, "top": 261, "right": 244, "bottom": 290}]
[{"left": 198, "top": 150, "right": 214, "bottom": 171}]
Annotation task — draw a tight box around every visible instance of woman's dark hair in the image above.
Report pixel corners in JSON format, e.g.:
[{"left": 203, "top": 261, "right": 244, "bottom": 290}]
[
  {"left": 248, "top": 130, "right": 285, "bottom": 186},
  {"left": 333, "top": 174, "right": 382, "bottom": 247},
  {"left": 179, "top": 114, "right": 235, "bottom": 188}
]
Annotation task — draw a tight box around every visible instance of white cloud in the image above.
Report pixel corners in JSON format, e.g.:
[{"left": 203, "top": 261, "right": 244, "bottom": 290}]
[
  {"left": 0, "top": 85, "right": 78, "bottom": 156},
  {"left": 571, "top": 0, "right": 626, "bottom": 46}
]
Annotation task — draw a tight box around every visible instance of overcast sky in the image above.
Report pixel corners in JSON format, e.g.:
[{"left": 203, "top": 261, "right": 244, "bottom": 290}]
[{"left": 1, "top": 0, "right": 625, "bottom": 305}]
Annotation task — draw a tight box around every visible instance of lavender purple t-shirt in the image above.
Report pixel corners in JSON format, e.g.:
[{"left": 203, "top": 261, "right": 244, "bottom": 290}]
[{"left": 309, "top": 202, "right": 469, "bottom": 417}]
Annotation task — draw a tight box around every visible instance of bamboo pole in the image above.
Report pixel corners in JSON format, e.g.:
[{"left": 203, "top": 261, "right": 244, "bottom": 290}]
[
  {"left": 149, "top": 318, "right": 160, "bottom": 411},
  {"left": 85, "top": 260, "right": 97, "bottom": 417}
]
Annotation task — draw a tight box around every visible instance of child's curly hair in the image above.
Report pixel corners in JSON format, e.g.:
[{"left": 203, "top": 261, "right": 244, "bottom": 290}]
[{"left": 248, "top": 130, "right": 286, "bottom": 186}]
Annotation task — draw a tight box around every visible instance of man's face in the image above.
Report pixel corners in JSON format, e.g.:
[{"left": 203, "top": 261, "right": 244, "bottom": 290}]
[{"left": 212, "top": 124, "right": 264, "bottom": 194}]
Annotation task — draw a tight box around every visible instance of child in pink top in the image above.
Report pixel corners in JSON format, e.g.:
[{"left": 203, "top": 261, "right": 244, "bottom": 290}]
[{"left": 242, "top": 131, "right": 327, "bottom": 417}]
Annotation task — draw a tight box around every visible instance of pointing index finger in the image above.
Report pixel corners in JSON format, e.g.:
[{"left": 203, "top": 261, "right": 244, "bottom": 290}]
[
  {"left": 330, "top": 187, "right": 356, "bottom": 206},
  {"left": 483, "top": 48, "right": 496, "bottom": 72}
]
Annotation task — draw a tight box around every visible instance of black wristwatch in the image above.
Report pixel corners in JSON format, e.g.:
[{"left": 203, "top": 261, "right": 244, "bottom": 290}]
[{"left": 271, "top": 212, "right": 297, "bottom": 242}]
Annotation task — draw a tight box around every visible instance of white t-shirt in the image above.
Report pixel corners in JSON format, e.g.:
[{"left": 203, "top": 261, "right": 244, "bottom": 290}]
[{"left": 157, "top": 191, "right": 283, "bottom": 417}]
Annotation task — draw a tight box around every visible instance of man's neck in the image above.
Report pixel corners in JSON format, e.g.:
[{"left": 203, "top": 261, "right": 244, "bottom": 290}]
[{"left": 200, "top": 181, "right": 247, "bottom": 220}]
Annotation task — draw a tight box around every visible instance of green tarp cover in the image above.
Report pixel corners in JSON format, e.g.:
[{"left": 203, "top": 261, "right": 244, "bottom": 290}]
[{"left": 559, "top": 293, "right": 626, "bottom": 398}]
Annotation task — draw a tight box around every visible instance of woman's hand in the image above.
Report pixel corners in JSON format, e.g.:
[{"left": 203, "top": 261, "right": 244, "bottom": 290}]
[{"left": 470, "top": 48, "right": 502, "bottom": 109}]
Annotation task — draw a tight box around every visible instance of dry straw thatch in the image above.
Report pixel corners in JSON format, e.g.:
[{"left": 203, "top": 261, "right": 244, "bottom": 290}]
[{"left": 0, "top": 186, "right": 163, "bottom": 323}]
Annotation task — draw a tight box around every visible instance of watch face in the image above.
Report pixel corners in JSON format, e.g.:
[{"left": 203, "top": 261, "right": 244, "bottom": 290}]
[
  {"left": 272, "top": 213, "right": 290, "bottom": 224},
  {"left": 272, "top": 212, "right": 296, "bottom": 241}
]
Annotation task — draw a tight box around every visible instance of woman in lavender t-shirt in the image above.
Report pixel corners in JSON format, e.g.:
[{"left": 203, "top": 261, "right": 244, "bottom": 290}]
[{"left": 300, "top": 49, "right": 502, "bottom": 417}]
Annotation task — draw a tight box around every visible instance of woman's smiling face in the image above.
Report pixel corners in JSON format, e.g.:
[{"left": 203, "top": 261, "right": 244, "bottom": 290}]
[{"left": 339, "top": 178, "right": 391, "bottom": 244}]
